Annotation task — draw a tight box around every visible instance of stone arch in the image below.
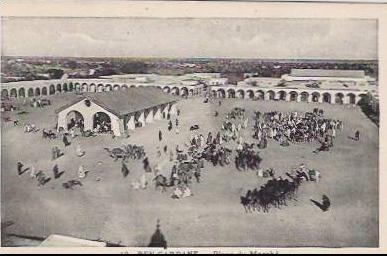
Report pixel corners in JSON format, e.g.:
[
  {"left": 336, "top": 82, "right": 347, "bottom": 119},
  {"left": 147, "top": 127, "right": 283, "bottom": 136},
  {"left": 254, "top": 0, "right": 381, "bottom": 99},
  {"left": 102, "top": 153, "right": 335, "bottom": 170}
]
[
  {"left": 236, "top": 89, "right": 245, "bottom": 99},
  {"left": 57, "top": 84, "right": 62, "bottom": 93},
  {"left": 82, "top": 83, "right": 88, "bottom": 92},
  {"left": 35, "top": 87, "right": 41, "bottom": 96},
  {"left": 42, "top": 87, "right": 48, "bottom": 96},
  {"left": 105, "top": 84, "right": 112, "bottom": 91},
  {"left": 322, "top": 92, "right": 332, "bottom": 103},
  {"left": 1, "top": 89, "right": 9, "bottom": 99},
  {"left": 93, "top": 112, "right": 112, "bottom": 132},
  {"left": 97, "top": 84, "right": 104, "bottom": 92},
  {"left": 211, "top": 90, "right": 217, "bottom": 98},
  {"left": 10, "top": 88, "right": 18, "bottom": 98},
  {"left": 89, "top": 83, "right": 96, "bottom": 92},
  {"left": 74, "top": 83, "right": 81, "bottom": 92},
  {"left": 189, "top": 89, "right": 194, "bottom": 96},
  {"left": 28, "top": 88, "right": 34, "bottom": 97},
  {"left": 181, "top": 87, "right": 189, "bottom": 97},
  {"left": 18, "top": 88, "right": 26, "bottom": 98},
  {"left": 130, "top": 85, "right": 136, "bottom": 88},
  {"left": 256, "top": 90, "right": 265, "bottom": 100},
  {"left": 227, "top": 89, "right": 235, "bottom": 98},
  {"left": 113, "top": 84, "right": 120, "bottom": 91},
  {"left": 335, "top": 92, "right": 344, "bottom": 105},
  {"left": 278, "top": 90, "right": 287, "bottom": 101},
  {"left": 63, "top": 83, "right": 68, "bottom": 92},
  {"left": 311, "top": 92, "right": 320, "bottom": 102},
  {"left": 289, "top": 91, "right": 298, "bottom": 102},
  {"left": 267, "top": 90, "right": 275, "bottom": 100},
  {"left": 347, "top": 93, "right": 356, "bottom": 105},
  {"left": 171, "top": 87, "right": 180, "bottom": 96},
  {"left": 69, "top": 82, "right": 74, "bottom": 91},
  {"left": 49, "top": 84, "right": 56, "bottom": 95},
  {"left": 66, "top": 110, "right": 84, "bottom": 130},
  {"left": 246, "top": 90, "right": 254, "bottom": 99},
  {"left": 300, "top": 92, "right": 309, "bottom": 102},
  {"left": 122, "top": 84, "right": 128, "bottom": 90},
  {"left": 163, "top": 86, "right": 171, "bottom": 93},
  {"left": 217, "top": 89, "right": 226, "bottom": 98}
]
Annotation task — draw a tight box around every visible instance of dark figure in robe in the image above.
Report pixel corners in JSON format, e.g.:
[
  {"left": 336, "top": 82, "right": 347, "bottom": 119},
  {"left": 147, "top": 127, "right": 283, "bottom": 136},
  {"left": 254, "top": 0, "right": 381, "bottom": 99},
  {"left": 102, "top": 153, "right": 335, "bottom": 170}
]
[
  {"left": 53, "top": 164, "right": 64, "bottom": 179},
  {"left": 122, "top": 162, "right": 130, "bottom": 177},
  {"left": 355, "top": 130, "right": 360, "bottom": 141},
  {"left": 159, "top": 130, "right": 163, "bottom": 142},
  {"left": 168, "top": 121, "right": 173, "bottom": 131},
  {"left": 63, "top": 134, "right": 70, "bottom": 147},
  {"left": 17, "top": 162, "right": 24, "bottom": 175}
]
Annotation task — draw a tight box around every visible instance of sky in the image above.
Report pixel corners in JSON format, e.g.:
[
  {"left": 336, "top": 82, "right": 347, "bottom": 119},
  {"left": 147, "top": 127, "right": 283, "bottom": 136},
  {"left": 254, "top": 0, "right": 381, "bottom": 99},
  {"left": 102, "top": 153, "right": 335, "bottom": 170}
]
[{"left": 1, "top": 17, "right": 378, "bottom": 60}]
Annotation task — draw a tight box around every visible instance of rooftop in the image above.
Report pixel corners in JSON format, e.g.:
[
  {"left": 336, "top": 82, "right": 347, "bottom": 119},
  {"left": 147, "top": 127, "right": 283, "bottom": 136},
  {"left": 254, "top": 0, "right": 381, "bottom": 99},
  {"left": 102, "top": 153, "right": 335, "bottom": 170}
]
[
  {"left": 290, "top": 69, "right": 366, "bottom": 78},
  {"left": 56, "top": 87, "right": 179, "bottom": 117}
]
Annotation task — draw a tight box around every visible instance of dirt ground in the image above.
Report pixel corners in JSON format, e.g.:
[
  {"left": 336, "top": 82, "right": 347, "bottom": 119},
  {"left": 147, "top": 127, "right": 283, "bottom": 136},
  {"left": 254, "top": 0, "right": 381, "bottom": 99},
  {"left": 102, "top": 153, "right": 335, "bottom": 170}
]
[{"left": 1, "top": 94, "right": 379, "bottom": 247}]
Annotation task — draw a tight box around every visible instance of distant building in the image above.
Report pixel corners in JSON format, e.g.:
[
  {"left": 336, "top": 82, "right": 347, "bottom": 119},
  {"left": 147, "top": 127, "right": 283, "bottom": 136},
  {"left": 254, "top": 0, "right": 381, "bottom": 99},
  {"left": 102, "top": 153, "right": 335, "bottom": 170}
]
[
  {"left": 281, "top": 69, "right": 375, "bottom": 86},
  {"left": 209, "top": 69, "right": 378, "bottom": 105},
  {"left": 208, "top": 78, "right": 228, "bottom": 86}
]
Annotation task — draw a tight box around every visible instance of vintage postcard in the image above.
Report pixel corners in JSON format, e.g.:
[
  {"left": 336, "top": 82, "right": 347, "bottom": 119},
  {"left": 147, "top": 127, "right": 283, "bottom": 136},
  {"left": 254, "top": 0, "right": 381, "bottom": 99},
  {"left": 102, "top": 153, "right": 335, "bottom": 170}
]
[{"left": 0, "top": 0, "right": 386, "bottom": 254}]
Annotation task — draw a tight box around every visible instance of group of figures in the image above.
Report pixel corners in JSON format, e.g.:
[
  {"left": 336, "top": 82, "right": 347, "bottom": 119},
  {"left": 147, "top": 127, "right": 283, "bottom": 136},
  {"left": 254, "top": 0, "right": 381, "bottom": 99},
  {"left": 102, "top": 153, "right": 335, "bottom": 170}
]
[
  {"left": 241, "top": 164, "right": 322, "bottom": 213},
  {"left": 104, "top": 144, "right": 146, "bottom": 161},
  {"left": 252, "top": 108, "right": 343, "bottom": 152}
]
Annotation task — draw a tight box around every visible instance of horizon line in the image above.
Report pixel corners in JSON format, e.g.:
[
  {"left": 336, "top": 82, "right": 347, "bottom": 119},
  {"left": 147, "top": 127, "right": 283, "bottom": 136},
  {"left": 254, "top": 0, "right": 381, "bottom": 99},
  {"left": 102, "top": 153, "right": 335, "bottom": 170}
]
[{"left": 1, "top": 56, "right": 378, "bottom": 62}]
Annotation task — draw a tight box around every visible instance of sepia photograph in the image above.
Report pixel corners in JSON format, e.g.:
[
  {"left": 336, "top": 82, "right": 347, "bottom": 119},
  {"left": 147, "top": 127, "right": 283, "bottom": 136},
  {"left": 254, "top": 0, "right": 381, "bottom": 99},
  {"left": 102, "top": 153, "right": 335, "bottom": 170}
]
[{"left": 0, "top": 0, "right": 384, "bottom": 253}]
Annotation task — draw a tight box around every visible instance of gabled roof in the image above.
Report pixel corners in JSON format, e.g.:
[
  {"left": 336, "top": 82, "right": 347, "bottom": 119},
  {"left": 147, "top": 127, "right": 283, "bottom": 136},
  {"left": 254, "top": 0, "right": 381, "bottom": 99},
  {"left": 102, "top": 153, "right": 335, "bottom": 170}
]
[
  {"left": 291, "top": 69, "right": 365, "bottom": 78},
  {"left": 56, "top": 87, "right": 179, "bottom": 117}
]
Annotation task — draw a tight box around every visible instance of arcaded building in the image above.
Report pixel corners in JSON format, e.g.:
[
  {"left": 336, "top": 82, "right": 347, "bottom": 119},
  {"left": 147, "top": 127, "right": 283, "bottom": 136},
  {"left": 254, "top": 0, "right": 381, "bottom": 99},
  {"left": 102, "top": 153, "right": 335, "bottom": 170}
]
[{"left": 56, "top": 87, "right": 179, "bottom": 136}]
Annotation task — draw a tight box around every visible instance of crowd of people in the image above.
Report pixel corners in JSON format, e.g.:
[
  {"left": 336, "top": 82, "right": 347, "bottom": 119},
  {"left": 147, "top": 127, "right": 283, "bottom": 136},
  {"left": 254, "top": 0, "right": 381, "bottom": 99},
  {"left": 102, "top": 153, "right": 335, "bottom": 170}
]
[
  {"left": 253, "top": 108, "right": 343, "bottom": 151},
  {"left": 235, "top": 143, "right": 262, "bottom": 171}
]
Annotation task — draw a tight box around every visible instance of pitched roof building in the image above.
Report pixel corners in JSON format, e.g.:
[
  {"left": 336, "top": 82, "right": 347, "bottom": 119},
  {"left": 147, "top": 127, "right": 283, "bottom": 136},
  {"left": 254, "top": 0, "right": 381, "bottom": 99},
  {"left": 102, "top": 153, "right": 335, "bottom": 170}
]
[{"left": 56, "top": 87, "right": 179, "bottom": 136}]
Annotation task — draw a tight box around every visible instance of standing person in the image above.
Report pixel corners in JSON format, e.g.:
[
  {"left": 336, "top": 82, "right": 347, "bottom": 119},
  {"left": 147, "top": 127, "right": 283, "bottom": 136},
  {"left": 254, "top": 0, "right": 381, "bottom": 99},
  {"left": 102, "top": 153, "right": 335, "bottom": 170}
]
[
  {"left": 17, "top": 162, "right": 24, "bottom": 175},
  {"left": 51, "top": 147, "right": 57, "bottom": 161},
  {"left": 168, "top": 120, "right": 173, "bottom": 131},
  {"left": 30, "top": 165, "right": 36, "bottom": 178},
  {"left": 63, "top": 134, "right": 71, "bottom": 147},
  {"left": 122, "top": 162, "right": 130, "bottom": 177},
  {"left": 53, "top": 164, "right": 60, "bottom": 179},
  {"left": 159, "top": 130, "right": 163, "bottom": 142},
  {"left": 207, "top": 132, "right": 213, "bottom": 145},
  {"left": 355, "top": 130, "right": 360, "bottom": 141},
  {"left": 76, "top": 145, "right": 85, "bottom": 157},
  {"left": 70, "top": 128, "right": 76, "bottom": 138},
  {"left": 78, "top": 165, "right": 87, "bottom": 179},
  {"left": 177, "top": 109, "right": 180, "bottom": 116}
]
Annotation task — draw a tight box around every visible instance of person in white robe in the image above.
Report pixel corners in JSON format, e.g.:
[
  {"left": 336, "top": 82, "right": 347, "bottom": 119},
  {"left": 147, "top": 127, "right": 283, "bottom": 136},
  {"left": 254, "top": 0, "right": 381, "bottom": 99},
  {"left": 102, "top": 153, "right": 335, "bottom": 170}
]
[
  {"left": 182, "top": 186, "right": 193, "bottom": 198},
  {"left": 78, "top": 165, "right": 87, "bottom": 179},
  {"left": 76, "top": 145, "right": 85, "bottom": 157}
]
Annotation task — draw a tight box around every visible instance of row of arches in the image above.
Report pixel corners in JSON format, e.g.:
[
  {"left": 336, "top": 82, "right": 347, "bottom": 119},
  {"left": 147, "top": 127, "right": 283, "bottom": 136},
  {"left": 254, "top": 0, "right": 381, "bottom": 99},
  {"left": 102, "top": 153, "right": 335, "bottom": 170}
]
[
  {"left": 211, "top": 88, "right": 366, "bottom": 105},
  {"left": 1, "top": 81, "right": 202, "bottom": 100},
  {"left": 162, "top": 86, "right": 200, "bottom": 97}
]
